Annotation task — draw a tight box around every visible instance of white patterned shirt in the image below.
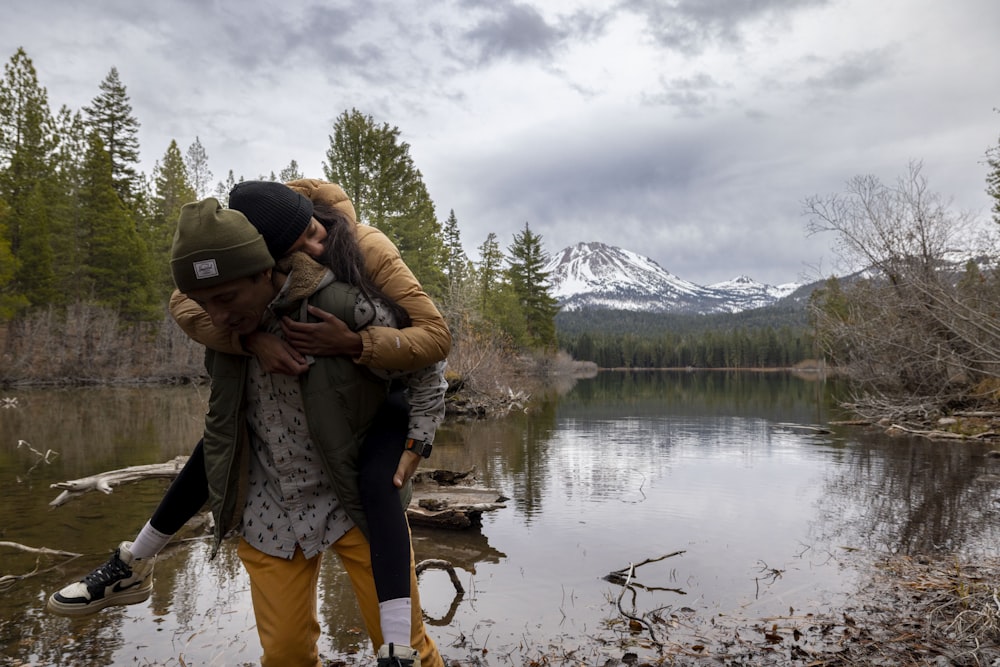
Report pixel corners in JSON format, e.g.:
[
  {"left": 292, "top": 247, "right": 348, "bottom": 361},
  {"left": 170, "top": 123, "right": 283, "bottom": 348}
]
[
  {"left": 241, "top": 357, "right": 353, "bottom": 559},
  {"left": 238, "top": 273, "right": 446, "bottom": 559}
]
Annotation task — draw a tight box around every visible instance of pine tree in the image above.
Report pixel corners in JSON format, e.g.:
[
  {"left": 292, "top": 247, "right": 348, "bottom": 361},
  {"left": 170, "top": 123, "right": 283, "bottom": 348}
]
[
  {"left": 80, "top": 132, "right": 157, "bottom": 320},
  {"left": 150, "top": 140, "right": 195, "bottom": 295},
  {"left": 476, "top": 232, "right": 503, "bottom": 314},
  {"left": 391, "top": 178, "right": 445, "bottom": 295},
  {"left": 987, "top": 121, "right": 1000, "bottom": 225},
  {"left": 0, "top": 47, "right": 57, "bottom": 258},
  {"left": 185, "top": 136, "right": 212, "bottom": 198},
  {"left": 324, "top": 108, "right": 445, "bottom": 292},
  {"left": 0, "top": 49, "right": 54, "bottom": 167},
  {"left": 84, "top": 67, "right": 141, "bottom": 202},
  {"left": 506, "top": 222, "right": 560, "bottom": 348},
  {"left": 279, "top": 160, "right": 303, "bottom": 182},
  {"left": 443, "top": 209, "right": 468, "bottom": 288},
  {"left": 0, "top": 197, "right": 28, "bottom": 318},
  {"left": 325, "top": 108, "right": 372, "bottom": 211},
  {"left": 213, "top": 169, "right": 239, "bottom": 206},
  {"left": 0, "top": 48, "right": 62, "bottom": 311},
  {"left": 14, "top": 183, "right": 56, "bottom": 308},
  {"left": 49, "top": 104, "right": 89, "bottom": 301}
]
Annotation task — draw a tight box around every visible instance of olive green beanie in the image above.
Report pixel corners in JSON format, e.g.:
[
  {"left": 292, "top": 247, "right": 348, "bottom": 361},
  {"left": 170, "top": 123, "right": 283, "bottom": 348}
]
[{"left": 170, "top": 197, "right": 275, "bottom": 293}]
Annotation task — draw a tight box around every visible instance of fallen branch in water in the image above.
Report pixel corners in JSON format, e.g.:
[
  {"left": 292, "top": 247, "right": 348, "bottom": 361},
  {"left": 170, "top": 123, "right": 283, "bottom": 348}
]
[
  {"left": 605, "top": 551, "right": 688, "bottom": 647},
  {"left": 416, "top": 558, "right": 464, "bottom": 594},
  {"left": 0, "top": 541, "right": 81, "bottom": 558},
  {"left": 887, "top": 423, "right": 996, "bottom": 440},
  {"left": 605, "top": 550, "right": 687, "bottom": 586},
  {"left": 0, "top": 540, "right": 83, "bottom": 592},
  {"left": 49, "top": 455, "right": 191, "bottom": 507}
]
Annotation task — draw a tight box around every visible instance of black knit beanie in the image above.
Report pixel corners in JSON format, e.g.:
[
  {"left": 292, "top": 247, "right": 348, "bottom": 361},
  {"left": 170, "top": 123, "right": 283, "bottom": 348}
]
[
  {"left": 228, "top": 181, "right": 314, "bottom": 258},
  {"left": 170, "top": 198, "right": 274, "bottom": 293}
]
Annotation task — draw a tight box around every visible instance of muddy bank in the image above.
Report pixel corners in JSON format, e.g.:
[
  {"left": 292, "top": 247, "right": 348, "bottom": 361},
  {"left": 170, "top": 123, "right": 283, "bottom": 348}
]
[{"left": 375, "top": 554, "right": 1000, "bottom": 666}]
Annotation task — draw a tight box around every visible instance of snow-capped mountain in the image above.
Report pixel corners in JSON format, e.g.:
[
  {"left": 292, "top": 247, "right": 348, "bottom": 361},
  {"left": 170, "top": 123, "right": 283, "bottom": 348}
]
[{"left": 544, "top": 242, "right": 802, "bottom": 314}]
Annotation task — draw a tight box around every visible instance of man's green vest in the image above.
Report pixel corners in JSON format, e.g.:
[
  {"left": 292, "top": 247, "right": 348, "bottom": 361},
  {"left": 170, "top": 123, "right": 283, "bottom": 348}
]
[{"left": 200, "top": 279, "right": 406, "bottom": 555}]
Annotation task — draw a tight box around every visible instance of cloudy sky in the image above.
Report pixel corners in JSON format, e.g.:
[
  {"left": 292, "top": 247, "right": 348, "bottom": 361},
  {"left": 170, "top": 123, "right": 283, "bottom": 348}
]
[{"left": 3, "top": 0, "right": 998, "bottom": 286}]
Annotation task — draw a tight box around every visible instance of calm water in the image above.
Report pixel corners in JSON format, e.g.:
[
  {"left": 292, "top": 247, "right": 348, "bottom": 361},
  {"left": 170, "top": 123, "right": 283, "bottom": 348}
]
[{"left": 2, "top": 372, "right": 1000, "bottom": 666}]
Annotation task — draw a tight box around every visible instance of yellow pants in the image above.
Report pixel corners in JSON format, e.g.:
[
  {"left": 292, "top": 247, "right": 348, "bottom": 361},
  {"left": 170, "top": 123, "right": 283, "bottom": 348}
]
[{"left": 237, "top": 528, "right": 443, "bottom": 667}]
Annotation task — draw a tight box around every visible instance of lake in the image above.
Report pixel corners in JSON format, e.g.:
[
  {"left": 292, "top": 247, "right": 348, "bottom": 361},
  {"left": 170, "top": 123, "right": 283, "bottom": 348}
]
[{"left": 2, "top": 371, "right": 999, "bottom": 666}]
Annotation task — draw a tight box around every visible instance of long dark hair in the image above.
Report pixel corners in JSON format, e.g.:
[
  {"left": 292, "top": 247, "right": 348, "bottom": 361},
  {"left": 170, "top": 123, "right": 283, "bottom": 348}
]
[{"left": 311, "top": 202, "right": 412, "bottom": 328}]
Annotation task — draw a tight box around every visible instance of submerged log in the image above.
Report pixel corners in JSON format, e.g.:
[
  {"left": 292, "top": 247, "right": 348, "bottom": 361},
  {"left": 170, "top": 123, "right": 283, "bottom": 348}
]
[{"left": 50, "top": 459, "right": 507, "bottom": 530}]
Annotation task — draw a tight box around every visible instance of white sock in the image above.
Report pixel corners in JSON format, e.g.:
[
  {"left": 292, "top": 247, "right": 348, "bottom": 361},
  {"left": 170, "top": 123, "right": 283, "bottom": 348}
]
[
  {"left": 128, "top": 521, "right": 173, "bottom": 560},
  {"left": 379, "top": 597, "right": 412, "bottom": 647}
]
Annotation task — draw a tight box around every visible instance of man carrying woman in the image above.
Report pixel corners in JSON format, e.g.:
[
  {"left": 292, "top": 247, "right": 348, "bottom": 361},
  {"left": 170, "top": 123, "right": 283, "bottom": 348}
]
[{"left": 48, "top": 181, "right": 450, "bottom": 667}]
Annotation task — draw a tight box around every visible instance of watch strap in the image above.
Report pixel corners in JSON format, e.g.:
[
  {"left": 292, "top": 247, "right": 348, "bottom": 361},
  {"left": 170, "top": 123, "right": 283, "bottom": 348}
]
[{"left": 404, "top": 438, "right": 432, "bottom": 458}]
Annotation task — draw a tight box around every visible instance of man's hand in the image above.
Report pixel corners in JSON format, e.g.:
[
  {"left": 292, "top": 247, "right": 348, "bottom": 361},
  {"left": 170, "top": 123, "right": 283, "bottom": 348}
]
[
  {"left": 393, "top": 451, "right": 422, "bottom": 488},
  {"left": 243, "top": 331, "right": 310, "bottom": 375},
  {"left": 281, "top": 305, "right": 363, "bottom": 357}
]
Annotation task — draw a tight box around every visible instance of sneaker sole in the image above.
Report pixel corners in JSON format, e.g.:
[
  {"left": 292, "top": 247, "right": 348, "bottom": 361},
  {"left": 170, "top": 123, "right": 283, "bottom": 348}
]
[{"left": 45, "top": 581, "right": 153, "bottom": 617}]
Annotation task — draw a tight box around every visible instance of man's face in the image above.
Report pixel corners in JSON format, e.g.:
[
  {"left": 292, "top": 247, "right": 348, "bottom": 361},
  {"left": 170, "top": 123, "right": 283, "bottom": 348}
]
[
  {"left": 185, "top": 271, "right": 275, "bottom": 335},
  {"left": 286, "top": 217, "right": 328, "bottom": 259}
]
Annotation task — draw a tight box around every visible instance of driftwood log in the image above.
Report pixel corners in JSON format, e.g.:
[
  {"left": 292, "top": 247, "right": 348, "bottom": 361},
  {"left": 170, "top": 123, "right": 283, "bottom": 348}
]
[
  {"left": 49, "top": 455, "right": 191, "bottom": 507},
  {"left": 408, "top": 468, "right": 508, "bottom": 528},
  {"left": 49, "top": 458, "right": 507, "bottom": 530}
]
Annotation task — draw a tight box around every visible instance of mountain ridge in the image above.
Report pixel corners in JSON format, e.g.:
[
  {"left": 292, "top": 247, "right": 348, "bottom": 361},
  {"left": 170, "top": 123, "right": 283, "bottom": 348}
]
[{"left": 544, "top": 241, "right": 805, "bottom": 315}]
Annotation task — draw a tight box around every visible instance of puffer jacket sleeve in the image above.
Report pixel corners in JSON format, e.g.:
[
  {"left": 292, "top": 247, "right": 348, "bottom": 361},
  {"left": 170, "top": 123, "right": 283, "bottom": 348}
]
[
  {"left": 286, "top": 179, "right": 452, "bottom": 371},
  {"left": 402, "top": 360, "right": 448, "bottom": 444},
  {"left": 284, "top": 178, "right": 358, "bottom": 226},
  {"left": 169, "top": 289, "right": 247, "bottom": 355}
]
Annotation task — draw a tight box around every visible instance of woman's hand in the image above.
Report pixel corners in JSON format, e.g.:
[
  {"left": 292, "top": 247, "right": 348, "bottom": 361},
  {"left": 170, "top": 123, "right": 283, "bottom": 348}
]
[
  {"left": 281, "top": 305, "right": 363, "bottom": 357},
  {"left": 243, "top": 331, "right": 310, "bottom": 375},
  {"left": 393, "top": 451, "right": 422, "bottom": 488}
]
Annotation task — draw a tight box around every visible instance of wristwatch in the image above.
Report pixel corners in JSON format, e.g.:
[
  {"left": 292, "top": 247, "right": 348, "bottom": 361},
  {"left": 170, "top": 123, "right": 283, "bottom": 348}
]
[{"left": 404, "top": 438, "right": 433, "bottom": 458}]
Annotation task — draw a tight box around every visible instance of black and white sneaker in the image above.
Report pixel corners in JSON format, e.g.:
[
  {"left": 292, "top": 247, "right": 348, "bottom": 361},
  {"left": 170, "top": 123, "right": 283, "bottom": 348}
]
[
  {"left": 376, "top": 643, "right": 420, "bottom": 667},
  {"left": 47, "top": 541, "right": 154, "bottom": 616}
]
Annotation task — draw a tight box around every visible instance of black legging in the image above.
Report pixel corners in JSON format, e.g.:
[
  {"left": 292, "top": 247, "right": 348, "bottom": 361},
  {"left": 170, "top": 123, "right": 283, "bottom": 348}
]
[
  {"left": 150, "top": 439, "right": 209, "bottom": 534},
  {"left": 358, "top": 389, "right": 412, "bottom": 602},
  {"left": 149, "top": 389, "right": 412, "bottom": 602}
]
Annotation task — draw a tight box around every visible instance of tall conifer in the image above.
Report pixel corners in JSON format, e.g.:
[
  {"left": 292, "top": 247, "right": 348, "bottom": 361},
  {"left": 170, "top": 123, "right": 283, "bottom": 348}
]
[
  {"left": 324, "top": 108, "right": 445, "bottom": 293},
  {"left": 442, "top": 209, "right": 470, "bottom": 305},
  {"left": 0, "top": 48, "right": 56, "bottom": 260},
  {"left": 476, "top": 232, "right": 502, "bottom": 314},
  {"left": 506, "top": 222, "right": 559, "bottom": 348},
  {"left": 151, "top": 140, "right": 195, "bottom": 295},
  {"left": 84, "top": 67, "right": 141, "bottom": 202},
  {"left": 987, "top": 125, "right": 1000, "bottom": 225},
  {"left": 80, "top": 133, "right": 157, "bottom": 320},
  {"left": 184, "top": 136, "right": 212, "bottom": 199}
]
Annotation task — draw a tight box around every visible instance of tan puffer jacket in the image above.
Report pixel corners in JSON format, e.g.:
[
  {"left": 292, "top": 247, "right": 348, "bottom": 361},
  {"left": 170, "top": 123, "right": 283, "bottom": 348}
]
[{"left": 169, "top": 179, "right": 451, "bottom": 372}]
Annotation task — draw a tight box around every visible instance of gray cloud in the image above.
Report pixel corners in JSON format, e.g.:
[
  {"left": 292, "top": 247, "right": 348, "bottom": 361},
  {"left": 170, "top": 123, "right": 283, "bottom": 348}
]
[
  {"left": 641, "top": 72, "right": 726, "bottom": 116},
  {"left": 802, "top": 47, "right": 896, "bottom": 94},
  {"left": 463, "top": 3, "right": 567, "bottom": 63},
  {"left": 2, "top": 0, "right": 997, "bottom": 288},
  {"left": 621, "top": 0, "right": 830, "bottom": 55}
]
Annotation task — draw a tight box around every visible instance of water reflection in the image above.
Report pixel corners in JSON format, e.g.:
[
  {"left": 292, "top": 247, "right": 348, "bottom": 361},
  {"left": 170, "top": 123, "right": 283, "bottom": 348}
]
[
  {"left": 814, "top": 427, "right": 1000, "bottom": 555},
  {"left": 1, "top": 374, "right": 998, "bottom": 665}
]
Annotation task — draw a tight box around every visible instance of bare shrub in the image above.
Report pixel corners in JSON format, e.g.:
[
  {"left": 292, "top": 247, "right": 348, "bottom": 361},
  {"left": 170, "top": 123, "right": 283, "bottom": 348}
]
[
  {"left": 806, "top": 162, "right": 1000, "bottom": 418},
  {"left": 1, "top": 302, "right": 205, "bottom": 386},
  {"left": 443, "top": 310, "right": 519, "bottom": 394}
]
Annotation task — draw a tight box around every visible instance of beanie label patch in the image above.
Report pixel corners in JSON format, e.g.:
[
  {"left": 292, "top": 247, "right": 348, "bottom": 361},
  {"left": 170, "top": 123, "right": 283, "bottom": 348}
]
[{"left": 193, "top": 259, "right": 220, "bottom": 280}]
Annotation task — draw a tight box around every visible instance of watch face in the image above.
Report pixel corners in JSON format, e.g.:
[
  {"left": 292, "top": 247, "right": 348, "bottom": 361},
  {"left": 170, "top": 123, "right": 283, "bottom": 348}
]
[{"left": 407, "top": 439, "right": 432, "bottom": 458}]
